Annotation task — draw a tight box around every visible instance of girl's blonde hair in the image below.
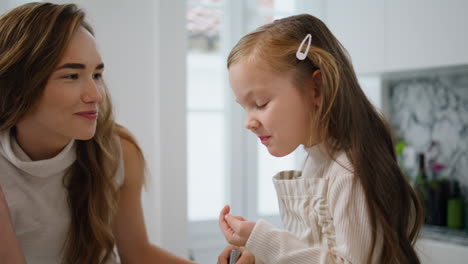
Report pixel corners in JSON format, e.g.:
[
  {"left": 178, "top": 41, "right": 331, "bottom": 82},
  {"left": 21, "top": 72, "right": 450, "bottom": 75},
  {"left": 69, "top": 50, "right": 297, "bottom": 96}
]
[
  {"left": 0, "top": 3, "right": 144, "bottom": 263},
  {"left": 228, "top": 14, "right": 423, "bottom": 264}
]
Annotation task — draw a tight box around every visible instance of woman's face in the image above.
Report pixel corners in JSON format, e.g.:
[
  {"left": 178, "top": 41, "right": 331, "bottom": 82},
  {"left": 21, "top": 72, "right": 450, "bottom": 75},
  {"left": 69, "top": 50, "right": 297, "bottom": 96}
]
[{"left": 19, "top": 26, "right": 105, "bottom": 143}]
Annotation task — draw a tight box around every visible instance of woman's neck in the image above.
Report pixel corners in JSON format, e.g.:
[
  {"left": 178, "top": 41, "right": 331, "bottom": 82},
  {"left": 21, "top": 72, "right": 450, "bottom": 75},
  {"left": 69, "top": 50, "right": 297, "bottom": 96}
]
[{"left": 13, "top": 123, "right": 71, "bottom": 161}]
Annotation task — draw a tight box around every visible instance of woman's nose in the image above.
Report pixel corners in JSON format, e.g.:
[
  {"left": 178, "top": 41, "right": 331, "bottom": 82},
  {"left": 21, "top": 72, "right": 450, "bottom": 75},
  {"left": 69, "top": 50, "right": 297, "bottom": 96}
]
[{"left": 82, "top": 79, "right": 103, "bottom": 103}]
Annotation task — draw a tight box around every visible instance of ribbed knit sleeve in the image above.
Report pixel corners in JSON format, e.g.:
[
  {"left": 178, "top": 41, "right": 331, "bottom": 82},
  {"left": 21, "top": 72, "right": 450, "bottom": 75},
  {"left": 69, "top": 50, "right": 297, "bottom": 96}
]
[
  {"left": 246, "top": 219, "right": 331, "bottom": 263},
  {"left": 245, "top": 172, "right": 378, "bottom": 264}
]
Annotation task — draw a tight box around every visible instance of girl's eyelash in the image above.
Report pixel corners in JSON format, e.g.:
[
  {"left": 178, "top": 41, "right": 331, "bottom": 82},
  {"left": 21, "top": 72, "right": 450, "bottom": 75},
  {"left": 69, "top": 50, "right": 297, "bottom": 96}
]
[{"left": 256, "top": 102, "right": 268, "bottom": 109}]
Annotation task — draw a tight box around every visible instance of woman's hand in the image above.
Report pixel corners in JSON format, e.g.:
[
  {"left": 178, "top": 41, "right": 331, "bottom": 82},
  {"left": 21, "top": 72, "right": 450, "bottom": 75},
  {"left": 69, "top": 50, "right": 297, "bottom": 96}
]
[
  {"left": 0, "top": 186, "right": 26, "bottom": 264},
  {"left": 218, "top": 205, "right": 256, "bottom": 247},
  {"left": 217, "top": 245, "right": 255, "bottom": 264}
]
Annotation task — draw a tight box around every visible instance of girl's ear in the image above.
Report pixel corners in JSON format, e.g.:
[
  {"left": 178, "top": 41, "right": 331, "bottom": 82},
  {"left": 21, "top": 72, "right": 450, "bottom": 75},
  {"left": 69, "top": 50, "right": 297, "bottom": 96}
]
[{"left": 310, "top": 70, "right": 323, "bottom": 107}]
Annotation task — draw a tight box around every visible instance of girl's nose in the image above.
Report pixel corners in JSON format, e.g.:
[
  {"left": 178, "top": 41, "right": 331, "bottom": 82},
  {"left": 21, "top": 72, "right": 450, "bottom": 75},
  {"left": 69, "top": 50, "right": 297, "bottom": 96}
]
[{"left": 245, "top": 119, "right": 260, "bottom": 131}]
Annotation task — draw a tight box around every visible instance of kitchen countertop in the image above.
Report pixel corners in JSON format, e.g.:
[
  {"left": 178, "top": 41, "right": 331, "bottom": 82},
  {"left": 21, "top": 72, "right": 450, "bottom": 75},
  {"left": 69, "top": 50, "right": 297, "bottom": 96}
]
[{"left": 422, "top": 225, "right": 468, "bottom": 247}]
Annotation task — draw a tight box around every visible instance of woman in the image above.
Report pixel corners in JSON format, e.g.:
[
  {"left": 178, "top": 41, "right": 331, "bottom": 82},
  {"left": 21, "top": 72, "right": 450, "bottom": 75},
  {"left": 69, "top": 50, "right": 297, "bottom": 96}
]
[{"left": 0, "top": 2, "right": 240, "bottom": 264}]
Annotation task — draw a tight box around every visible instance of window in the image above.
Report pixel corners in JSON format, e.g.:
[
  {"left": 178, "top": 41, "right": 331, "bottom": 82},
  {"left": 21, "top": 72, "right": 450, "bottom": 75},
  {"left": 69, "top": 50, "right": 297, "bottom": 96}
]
[{"left": 186, "top": 0, "right": 225, "bottom": 222}]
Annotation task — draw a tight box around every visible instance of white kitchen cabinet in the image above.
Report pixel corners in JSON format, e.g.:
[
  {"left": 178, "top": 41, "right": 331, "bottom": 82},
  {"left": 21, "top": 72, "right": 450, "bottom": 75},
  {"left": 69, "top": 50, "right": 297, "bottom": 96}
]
[
  {"left": 385, "top": 0, "right": 468, "bottom": 72},
  {"left": 325, "top": 0, "right": 386, "bottom": 74},
  {"left": 322, "top": 0, "right": 468, "bottom": 74}
]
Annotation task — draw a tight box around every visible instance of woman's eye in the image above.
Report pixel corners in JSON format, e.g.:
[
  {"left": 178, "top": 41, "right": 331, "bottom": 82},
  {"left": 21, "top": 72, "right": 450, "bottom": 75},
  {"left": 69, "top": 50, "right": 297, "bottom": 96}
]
[
  {"left": 93, "top": 73, "right": 103, "bottom": 80},
  {"left": 63, "top": 74, "right": 79, "bottom": 80}
]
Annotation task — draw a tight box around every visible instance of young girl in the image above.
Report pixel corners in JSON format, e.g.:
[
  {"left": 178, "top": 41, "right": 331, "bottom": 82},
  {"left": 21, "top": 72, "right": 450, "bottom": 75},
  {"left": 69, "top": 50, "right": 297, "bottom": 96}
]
[
  {"left": 0, "top": 3, "right": 221, "bottom": 264},
  {"left": 219, "top": 14, "right": 424, "bottom": 263}
]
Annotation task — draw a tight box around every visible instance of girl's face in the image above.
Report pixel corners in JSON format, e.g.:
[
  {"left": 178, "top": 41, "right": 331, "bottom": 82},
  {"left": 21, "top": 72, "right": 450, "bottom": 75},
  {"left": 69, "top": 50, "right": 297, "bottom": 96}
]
[
  {"left": 229, "top": 60, "right": 316, "bottom": 157},
  {"left": 18, "top": 27, "right": 105, "bottom": 143}
]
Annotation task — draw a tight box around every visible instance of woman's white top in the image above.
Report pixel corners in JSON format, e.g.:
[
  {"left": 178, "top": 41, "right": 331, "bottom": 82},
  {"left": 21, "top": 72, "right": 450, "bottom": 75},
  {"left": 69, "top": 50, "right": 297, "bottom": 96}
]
[{"left": 0, "top": 129, "right": 124, "bottom": 264}]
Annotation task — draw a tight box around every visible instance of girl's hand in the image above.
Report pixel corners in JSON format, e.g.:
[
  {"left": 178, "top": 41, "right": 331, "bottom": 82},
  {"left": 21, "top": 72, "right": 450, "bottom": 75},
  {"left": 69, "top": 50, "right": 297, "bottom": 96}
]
[
  {"left": 217, "top": 245, "right": 255, "bottom": 264},
  {"left": 218, "top": 205, "right": 256, "bottom": 247},
  {"left": 0, "top": 186, "right": 26, "bottom": 264}
]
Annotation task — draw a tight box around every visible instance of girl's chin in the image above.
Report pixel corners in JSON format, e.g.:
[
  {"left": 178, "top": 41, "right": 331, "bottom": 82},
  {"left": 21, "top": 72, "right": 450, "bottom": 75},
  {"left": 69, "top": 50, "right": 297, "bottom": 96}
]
[{"left": 267, "top": 148, "right": 292, "bottom": 158}]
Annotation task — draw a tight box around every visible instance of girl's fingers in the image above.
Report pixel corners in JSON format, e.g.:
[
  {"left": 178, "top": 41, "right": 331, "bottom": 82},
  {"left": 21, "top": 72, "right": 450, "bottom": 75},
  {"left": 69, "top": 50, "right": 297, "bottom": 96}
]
[
  {"left": 225, "top": 213, "right": 242, "bottom": 234},
  {"left": 233, "top": 215, "right": 246, "bottom": 221},
  {"left": 219, "top": 205, "right": 250, "bottom": 245},
  {"left": 219, "top": 205, "right": 230, "bottom": 225},
  {"left": 219, "top": 205, "right": 239, "bottom": 243},
  {"left": 219, "top": 205, "right": 231, "bottom": 232},
  {"left": 217, "top": 245, "right": 235, "bottom": 264},
  {"left": 237, "top": 248, "right": 255, "bottom": 264}
]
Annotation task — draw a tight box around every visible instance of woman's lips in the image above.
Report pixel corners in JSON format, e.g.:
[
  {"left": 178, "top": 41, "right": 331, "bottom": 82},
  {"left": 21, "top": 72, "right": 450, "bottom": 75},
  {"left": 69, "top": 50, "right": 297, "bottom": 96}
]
[{"left": 75, "top": 111, "right": 98, "bottom": 120}]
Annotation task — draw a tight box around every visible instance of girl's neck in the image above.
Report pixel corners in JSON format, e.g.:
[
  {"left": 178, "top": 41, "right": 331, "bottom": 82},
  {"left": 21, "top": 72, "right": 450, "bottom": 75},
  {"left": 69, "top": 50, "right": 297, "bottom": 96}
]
[{"left": 13, "top": 124, "right": 71, "bottom": 161}]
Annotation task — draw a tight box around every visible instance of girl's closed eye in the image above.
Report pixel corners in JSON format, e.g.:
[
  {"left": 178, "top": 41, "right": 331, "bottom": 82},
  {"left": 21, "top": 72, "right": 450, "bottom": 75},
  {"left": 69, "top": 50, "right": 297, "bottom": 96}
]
[{"left": 256, "top": 100, "right": 269, "bottom": 109}]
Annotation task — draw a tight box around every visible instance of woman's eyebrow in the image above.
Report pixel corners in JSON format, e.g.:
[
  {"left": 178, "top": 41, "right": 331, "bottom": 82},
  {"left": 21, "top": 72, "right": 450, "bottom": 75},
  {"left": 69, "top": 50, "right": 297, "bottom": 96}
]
[{"left": 55, "top": 62, "right": 104, "bottom": 70}]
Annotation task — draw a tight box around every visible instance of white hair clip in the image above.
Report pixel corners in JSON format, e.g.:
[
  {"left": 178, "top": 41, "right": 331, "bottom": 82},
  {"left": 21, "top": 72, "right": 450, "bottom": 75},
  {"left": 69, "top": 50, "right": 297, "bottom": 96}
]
[{"left": 296, "top": 33, "right": 312, "bottom": 60}]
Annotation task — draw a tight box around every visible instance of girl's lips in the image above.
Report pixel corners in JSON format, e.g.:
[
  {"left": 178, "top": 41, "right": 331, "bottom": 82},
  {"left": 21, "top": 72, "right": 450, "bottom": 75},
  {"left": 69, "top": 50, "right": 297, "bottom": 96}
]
[
  {"left": 75, "top": 112, "right": 98, "bottom": 120},
  {"left": 259, "top": 136, "right": 271, "bottom": 144}
]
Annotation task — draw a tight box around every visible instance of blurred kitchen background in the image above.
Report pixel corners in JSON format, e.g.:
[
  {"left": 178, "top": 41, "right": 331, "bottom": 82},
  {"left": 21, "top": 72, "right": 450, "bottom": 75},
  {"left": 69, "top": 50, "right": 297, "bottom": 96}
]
[{"left": 1, "top": 0, "right": 467, "bottom": 263}]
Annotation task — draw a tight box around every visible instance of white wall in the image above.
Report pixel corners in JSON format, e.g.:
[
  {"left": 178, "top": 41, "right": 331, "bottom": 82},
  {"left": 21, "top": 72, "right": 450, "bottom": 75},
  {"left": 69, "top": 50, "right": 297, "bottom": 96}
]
[{"left": 47, "top": 0, "right": 189, "bottom": 258}]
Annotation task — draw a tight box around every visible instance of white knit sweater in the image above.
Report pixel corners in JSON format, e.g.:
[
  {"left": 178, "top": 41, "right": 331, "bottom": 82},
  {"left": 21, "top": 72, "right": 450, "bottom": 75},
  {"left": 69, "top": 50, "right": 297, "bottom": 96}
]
[
  {"left": 245, "top": 144, "right": 382, "bottom": 264},
  {"left": 0, "top": 129, "right": 124, "bottom": 264}
]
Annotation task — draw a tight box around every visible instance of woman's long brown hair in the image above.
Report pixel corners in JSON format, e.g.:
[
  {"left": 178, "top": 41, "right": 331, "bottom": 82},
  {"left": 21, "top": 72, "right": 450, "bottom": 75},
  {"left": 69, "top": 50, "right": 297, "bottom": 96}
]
[
  {"left": 0, "top": 3, "right": 143, "bottom": 263},
  {"left": 228, "top": 14, "right": 424, "bottom": 263}
]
